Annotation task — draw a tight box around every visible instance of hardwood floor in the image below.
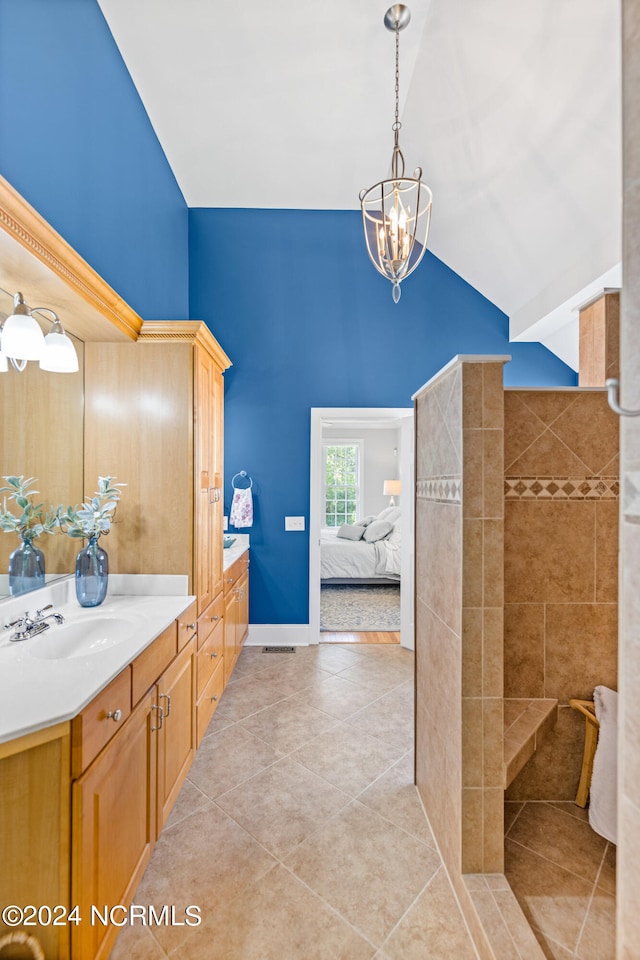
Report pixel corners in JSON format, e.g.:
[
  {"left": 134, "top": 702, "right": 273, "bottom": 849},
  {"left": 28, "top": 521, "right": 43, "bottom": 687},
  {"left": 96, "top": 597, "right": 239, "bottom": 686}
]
[{"left": 320, "top": 631, "right": 400, "bottom": 644}]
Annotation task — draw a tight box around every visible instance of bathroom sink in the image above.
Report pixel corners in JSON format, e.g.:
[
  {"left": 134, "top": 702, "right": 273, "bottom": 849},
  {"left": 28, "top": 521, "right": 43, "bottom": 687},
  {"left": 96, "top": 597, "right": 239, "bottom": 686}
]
[{"left": 28, "top": 618, "right": 136, "bottom": 660}]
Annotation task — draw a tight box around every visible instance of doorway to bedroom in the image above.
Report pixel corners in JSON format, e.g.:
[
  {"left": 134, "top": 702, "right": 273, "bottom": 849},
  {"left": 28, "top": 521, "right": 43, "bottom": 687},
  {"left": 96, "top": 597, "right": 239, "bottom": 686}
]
[{"left": 309, "top": 408, "right": 414, "bottom": 648}]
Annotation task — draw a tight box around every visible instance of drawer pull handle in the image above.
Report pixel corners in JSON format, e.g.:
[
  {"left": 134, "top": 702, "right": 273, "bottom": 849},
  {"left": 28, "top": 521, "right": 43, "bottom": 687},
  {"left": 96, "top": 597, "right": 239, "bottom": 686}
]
[
  {"left": 106, "top": 709, "right": 122, "bottom": 722},
  {"left": 211, "top": 651, "right": 218, "bottom": 658},
  {"left": 212, "top": 615, "right": 219, "bottom": 621},
  {"left": 159, "top": 692, "right": 172, "bottom": 717},
  {"left": 151, "top": 704, "right": 164, "bottom": 731},
  {"left": 211, "top": 694, "right": 218, "bottom": 702},
  {"left": 186, "top": 622, "right": 196, "bottom": 631}
]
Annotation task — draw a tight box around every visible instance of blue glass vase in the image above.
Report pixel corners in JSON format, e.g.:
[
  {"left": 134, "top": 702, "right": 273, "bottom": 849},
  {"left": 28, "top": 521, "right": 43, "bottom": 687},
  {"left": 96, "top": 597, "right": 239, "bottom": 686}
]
[
  {"left": 76, "top": 536, "right": 109, "bottom": 607},
  {"left": 8, "top": 538, "right": 45, "bottom": 596}
]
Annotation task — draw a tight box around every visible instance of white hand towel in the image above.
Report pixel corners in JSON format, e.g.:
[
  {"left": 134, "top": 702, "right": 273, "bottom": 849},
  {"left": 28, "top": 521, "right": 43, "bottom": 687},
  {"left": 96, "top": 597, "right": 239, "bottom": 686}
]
[
  {"left": 588, "top": 684, "right": 617, "bottom": 844},
  {"left": 230, "top": 486, "right": 253, "bottom": 528}
]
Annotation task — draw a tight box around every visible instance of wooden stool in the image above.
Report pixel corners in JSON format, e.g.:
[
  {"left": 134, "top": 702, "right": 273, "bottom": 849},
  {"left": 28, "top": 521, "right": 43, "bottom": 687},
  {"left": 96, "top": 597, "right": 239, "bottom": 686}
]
[{"left": 569, "top": 699, "right": 599, "bottom": 807}]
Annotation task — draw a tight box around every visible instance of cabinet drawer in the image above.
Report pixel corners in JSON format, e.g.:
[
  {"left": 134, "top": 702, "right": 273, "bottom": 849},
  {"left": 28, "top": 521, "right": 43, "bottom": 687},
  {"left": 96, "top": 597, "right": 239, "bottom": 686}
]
[
  {"left": 196, "top": 658, "right": 225, "bottom": 747},
  {"left": 132, "top": 622, "right": 178, "bottom": 706},
  {"left": 177, "top": 600, "right": 198, "bottom": 651},
  {"left": 196, "top": 619, "right": 224, "bottom": 699},
  {"left": 71, "top": 668, "right": 132, "bottom": 776},
  {"left": 197, "top": 593, "right": 224, "bottom": 649},
  {"left": 224, "top": 552, "right": 249, "bottom": 594}
]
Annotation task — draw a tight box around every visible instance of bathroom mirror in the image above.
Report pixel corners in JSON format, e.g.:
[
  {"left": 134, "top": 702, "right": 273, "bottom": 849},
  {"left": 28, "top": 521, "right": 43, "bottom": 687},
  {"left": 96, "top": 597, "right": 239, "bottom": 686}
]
[
  {"left": 0, "top": 173, "right": 142, "bottom": 601},
  {"left": 0, "top": 288, "right": 84, "bottom": 597}
]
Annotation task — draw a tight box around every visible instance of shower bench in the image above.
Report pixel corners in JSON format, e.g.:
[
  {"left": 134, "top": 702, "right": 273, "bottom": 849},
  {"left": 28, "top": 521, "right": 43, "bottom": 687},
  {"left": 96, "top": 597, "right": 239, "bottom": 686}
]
[{"left": 503, "top": 698, "right": 558, "bottom": 788}]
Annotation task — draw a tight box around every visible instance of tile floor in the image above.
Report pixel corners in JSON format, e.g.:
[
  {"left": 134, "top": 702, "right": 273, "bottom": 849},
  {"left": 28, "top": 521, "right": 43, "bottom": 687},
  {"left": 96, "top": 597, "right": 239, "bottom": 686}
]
[
  {"left": 109, "top": 642, "right": 479, "bottom": 960},
  {"left": 504, "top": 800, "right": 616, "bottom": 960}
]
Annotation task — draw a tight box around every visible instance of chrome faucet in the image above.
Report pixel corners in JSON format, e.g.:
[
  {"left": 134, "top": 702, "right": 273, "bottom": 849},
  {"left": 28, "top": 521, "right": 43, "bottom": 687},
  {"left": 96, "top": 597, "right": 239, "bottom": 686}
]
[{"left": 3, "top": 604, "right": 65, "bottom": 642}]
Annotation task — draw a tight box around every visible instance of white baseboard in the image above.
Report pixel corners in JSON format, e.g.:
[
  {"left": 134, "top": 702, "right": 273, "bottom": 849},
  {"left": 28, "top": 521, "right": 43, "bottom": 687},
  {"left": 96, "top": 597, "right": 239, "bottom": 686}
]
[{"left": 245, "top": 624, "right": 313, "bottom": 646}]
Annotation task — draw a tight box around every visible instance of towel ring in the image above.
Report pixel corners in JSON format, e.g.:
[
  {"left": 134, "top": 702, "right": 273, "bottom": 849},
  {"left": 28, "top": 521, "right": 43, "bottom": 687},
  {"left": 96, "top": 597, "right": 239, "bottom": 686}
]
[{"left": 232, "top": 470, "right": 253, "bottom": 490}]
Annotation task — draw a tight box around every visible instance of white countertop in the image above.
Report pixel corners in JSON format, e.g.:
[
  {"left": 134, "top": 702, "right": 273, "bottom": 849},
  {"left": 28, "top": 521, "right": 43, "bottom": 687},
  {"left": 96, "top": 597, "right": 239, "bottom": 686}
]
[
  {"left": 0, "top": 576, "right": 194, "bottom": 745},
  {"left": 223, "top": 534, "right": 250, "bottom": 570}
]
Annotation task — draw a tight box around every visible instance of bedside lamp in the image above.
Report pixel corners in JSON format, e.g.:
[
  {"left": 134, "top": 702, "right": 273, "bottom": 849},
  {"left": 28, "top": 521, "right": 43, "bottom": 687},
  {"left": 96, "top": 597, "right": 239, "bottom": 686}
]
[{"left": 383, "top": 479, "right": 401, "bottom": 507}]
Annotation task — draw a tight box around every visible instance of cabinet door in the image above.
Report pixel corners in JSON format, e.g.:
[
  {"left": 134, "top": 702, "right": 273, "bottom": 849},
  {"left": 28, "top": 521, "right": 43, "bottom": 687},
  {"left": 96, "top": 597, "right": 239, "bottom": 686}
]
[
  {"left": 195, "top": 345, "right": 215, "bottom": 613},
  {"left": 156, "top": 637, "right": 196, "bottom": 834},
  {"left": 210, "top": 366, "right": 225, "bottom": 600},
  {"left": 224, "top": 589, "right": 238, "bottom": 684},
  {"left": 72, "top": 688, "right": 158, "bottom": 960},
  {"left": 236, "top": 570, "right": 249, "bottom": 654}
]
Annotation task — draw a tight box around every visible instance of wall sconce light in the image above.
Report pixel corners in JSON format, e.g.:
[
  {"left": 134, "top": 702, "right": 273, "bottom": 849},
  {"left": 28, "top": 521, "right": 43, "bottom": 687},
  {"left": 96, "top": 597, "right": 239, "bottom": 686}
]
[
  {"left": 360, "top": 5, "right": 432, "bottom": 303},
  {"left": 0, "top": 291, "right": 79, "bottom": 373},
  {"left": 383, "top": 479, "right": 402, "bottom": 506}
]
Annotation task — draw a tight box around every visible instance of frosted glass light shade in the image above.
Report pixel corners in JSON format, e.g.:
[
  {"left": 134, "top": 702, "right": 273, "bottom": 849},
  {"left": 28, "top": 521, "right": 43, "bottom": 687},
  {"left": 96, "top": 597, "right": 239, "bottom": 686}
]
[
  {"left": 39, "top": 324, "right": 79, "bottom": 373},
  {"left": 1, "top": 312, "right": 45, "bottom": 360}
]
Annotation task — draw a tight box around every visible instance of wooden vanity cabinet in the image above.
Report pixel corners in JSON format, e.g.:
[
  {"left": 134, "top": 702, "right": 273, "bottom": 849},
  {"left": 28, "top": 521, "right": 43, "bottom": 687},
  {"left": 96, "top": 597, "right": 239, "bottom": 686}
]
[
  {"left": 71, "top": 620, "right": 196, "bottom": 960},
  {"left": 71, "top": 687, "right": 157, "bottom": 960},
  {"left": 223, "top": 553, "right": 250, "bottom": 683},
  {"left": 84, "top": 321, "right": 230, "bottom": 617}
]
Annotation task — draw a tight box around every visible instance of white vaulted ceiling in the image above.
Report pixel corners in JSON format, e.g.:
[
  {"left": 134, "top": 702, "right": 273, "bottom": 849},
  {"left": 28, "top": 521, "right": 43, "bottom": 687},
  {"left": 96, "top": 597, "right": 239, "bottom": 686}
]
[{"left": 98, "top": 0, "right": 622, "bottom": 368}]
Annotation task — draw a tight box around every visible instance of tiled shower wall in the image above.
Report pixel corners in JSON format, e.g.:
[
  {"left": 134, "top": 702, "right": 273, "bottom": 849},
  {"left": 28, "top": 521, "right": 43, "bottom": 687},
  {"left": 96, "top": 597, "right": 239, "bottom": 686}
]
[
  {"left": 503, "top": 389, "right": 619, "bottom": 801},
  {"left": 415, "top": 358, "right": 506, "bottom": 889}
]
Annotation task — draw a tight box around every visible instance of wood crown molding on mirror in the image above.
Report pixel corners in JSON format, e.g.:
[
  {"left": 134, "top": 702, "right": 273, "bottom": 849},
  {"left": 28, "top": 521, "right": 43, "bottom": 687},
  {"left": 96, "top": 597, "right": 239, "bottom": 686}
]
[
  {"left": 0, "top": 173, "right": 142, "bottom": 342},
  {"left": 139, "top": 321, "right": 232, "bottom": 370}
]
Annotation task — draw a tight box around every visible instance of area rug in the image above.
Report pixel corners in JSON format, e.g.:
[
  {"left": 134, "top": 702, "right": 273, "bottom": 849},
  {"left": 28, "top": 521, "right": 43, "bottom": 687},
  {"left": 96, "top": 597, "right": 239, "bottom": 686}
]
[{"left": 320, "top": 583, "right": 401, "bottom": 632}]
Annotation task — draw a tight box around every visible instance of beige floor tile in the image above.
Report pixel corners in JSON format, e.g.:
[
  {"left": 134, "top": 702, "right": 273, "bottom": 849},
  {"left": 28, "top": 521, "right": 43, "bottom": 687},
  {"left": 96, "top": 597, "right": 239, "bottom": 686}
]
[
  {"left": 292, "top": 673, "right": 384, "bottom": 720},
  {"left": 530, "top": 928, "right": 574, "bottom": 960},
  {"left": 238, "top": 696, "right": 338, "bottom": 753},
  {"left": 131, "top": 804, "right": 276, "bottom": 955},
  {"left": 187, "top": 723, "right": 282, "bottom": 799},
  {"left": 597, "top": 841, "right": 616, "bottom": 895},
  {"left": 165, "top": 864, "right": 376, "bottom": 960},
  {"left": 507, "top": 802, "right": 607, "bottom": 883},
  {"left": 504, "top": 801, "right": 525, "bottom": 834},
  {"left": 315, "top": 643, "right": 369, "bottom": 672},
  {"left": 215, "top": 756, "right": 350, "bottom": 857},
  {"left": 211, "top": 672, "right": 289, "bottom": 723},
  {"left": 547, "top": 800, "right": 590, "bottom": 824},
  {"left": 344, "top": 685, "right": 414, "bottom": 752},
  {"left": 505, "top": 838, "right": 593, "bottom": 952},
  {"left": 337, "top": 654, "right": 414, "bottom": 690},
  {"left": 109, "top": 923, "right": 165, "bottom": 959},
  {"left": 575, "top": 889, "right": 616, "bottom": 960},
  {"left": 284, "top": 800, "right": 440, "bottom": 946},
  {"left": 358, "top": 752, "right": 435, "bottom": 845},
  {"left": 255, "top": 662, "right": 334, "bottom": 695},
  {"left": 163, "top": 777, "right": 213, "bottom": 830},
  {"left": 383, "top": 867, "right": 477, "bottom": 959},
  {"left": 291, "top": 721, "right": 404, "bottom": 796}
]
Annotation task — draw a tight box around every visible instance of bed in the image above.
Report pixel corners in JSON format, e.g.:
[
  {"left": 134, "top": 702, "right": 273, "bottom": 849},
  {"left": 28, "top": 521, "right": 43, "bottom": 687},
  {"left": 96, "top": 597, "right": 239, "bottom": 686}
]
[{"left": 320, "top": 508, "right": 402, "bottom": 584}]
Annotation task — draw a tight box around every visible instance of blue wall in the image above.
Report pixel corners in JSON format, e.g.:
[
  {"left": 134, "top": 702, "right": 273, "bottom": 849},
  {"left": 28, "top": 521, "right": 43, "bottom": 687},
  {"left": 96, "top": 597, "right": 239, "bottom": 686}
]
[
  {"left": 0, "top": 0, "right": 188, "bottom": 319},
  {"left": 190, "top": 208, "right": 577, "bottom": 625}
]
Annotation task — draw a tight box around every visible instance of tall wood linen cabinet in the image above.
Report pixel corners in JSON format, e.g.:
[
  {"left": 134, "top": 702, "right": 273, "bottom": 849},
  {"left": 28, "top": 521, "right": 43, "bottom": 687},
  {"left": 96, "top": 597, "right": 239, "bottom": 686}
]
[{"left": 84, "top": 321, "right": 231, "bottom": 628}]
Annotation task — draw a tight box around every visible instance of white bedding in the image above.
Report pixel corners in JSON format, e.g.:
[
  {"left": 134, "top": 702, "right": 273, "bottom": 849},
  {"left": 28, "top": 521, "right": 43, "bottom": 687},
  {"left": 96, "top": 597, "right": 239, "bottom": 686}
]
[{"left": 320, "top": 528, "right": 401, "bottom": 580}]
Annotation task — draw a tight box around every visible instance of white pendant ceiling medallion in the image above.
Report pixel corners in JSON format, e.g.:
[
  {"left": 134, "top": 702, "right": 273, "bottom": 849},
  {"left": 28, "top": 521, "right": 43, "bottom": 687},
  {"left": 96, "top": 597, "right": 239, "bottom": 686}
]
[{"left": 360, "top": 4, "right": 432, "bottom": 303}]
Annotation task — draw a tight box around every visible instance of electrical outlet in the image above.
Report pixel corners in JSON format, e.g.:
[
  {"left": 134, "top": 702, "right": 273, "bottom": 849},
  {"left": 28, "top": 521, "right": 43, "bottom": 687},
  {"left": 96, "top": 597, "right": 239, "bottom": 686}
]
[{"left": 285, "top": 516, "right": 305, "bottom": 531}]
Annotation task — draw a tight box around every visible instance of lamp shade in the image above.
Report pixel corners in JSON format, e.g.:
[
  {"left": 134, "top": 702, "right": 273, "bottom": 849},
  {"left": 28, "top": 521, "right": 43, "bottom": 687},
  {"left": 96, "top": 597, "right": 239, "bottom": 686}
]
[
  {"left": 383, "top": 480, "right": 402, "bottom": 497},
  {"left": 39, "top": 322, "right": 79, "bottom": 373},
  {"left": 1, "top": 293, "right": 44, "bottom": 361}
]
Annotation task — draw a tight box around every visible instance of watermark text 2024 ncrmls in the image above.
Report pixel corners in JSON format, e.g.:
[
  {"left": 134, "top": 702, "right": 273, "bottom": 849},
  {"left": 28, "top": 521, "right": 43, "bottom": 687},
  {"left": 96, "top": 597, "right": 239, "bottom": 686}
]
[{"left": 91, "top": 905, "right": 201, "bottom": 927}]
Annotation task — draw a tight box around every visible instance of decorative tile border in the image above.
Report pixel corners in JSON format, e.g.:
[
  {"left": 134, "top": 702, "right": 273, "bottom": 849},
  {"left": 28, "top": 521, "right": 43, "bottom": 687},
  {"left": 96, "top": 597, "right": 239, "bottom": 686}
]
[
  {"left": 417, "top": 476, "right": 462, "bottom": 503},
  {"left": 504, "top": 476, "right": 619, "bottom": 500}
]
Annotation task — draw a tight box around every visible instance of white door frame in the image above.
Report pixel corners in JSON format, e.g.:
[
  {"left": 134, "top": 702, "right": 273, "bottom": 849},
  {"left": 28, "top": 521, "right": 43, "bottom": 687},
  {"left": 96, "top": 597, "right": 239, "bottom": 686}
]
[{"left": 309, "top": 407, "right": 415, "bottom": 648}]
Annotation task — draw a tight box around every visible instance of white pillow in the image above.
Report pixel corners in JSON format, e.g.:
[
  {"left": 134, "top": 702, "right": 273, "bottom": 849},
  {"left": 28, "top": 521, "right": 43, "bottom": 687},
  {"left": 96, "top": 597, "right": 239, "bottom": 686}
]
[
  {"left": 336, "top": 523, "right": 365, "bottom": 541},
  {"left": 377, "top": 506, "right": 401, "bottom": 525},
  {"left": 363, "top": 519, "right": 393, "bottom": 542},
  {"left": 354, "top": 515, "right": 376, "bottom": 527}
]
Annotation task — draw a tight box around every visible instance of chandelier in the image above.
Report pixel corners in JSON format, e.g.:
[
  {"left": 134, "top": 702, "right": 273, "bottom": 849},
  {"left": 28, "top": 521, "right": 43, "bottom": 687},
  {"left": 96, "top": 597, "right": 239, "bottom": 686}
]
[{"left": 360, "top": 4, "right": 432, "bottom": 303}]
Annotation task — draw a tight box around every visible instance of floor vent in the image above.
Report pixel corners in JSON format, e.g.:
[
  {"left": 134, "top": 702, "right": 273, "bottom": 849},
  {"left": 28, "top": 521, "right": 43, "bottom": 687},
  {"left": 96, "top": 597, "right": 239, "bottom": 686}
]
[{"left": 263, "top": 646, "right": 296, "bottom": 653}]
